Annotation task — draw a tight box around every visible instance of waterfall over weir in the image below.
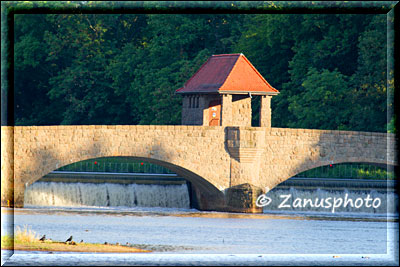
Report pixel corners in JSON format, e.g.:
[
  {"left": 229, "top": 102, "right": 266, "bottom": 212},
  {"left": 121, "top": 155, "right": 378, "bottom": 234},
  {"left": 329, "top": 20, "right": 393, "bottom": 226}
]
[
  {"left": 263, "top": 178, "right": 398, "bottom": 215},
  {"left": 262, "top": 188, "right": 397, "bottom": 214},
  {"left": 24, "top": 177, "right": 397, "bottom": 215},
  {"left": 24, "top": 182, "right": 191, "bottom": 209}
]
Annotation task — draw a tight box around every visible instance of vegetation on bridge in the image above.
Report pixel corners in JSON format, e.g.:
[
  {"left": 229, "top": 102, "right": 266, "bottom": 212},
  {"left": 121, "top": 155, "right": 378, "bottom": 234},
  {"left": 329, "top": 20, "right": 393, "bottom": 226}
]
[{"left": 12, "top": 2, "right": 395, "bottom": 133}]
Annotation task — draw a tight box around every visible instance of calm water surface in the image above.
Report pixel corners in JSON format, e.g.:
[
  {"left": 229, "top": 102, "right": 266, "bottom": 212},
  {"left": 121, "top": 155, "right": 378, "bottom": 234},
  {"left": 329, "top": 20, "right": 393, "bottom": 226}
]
[
  {"left": 2, "top": 182, "right": 398, "bottom": 265},
  {"left": 1, "top": 206, "right": 398, "bottom": 266}
]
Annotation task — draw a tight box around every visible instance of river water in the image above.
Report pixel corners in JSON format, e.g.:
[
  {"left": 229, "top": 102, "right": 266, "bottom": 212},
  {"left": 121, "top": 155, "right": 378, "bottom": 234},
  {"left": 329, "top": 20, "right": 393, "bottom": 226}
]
[{"left": 1, "top": 181, "right": 399, "bottom": 266}]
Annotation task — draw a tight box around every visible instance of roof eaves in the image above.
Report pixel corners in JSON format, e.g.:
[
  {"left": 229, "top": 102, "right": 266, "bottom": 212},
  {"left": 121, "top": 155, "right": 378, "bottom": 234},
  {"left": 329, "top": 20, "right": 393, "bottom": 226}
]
[{"left": 218, "top": 90, "right": 280, "bottom": 95}]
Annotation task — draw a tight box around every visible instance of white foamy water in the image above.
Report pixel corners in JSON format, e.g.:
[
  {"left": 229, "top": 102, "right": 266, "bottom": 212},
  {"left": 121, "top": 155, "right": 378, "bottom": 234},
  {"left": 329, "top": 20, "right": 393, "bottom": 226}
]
[
  {"left": 262, "top": 187, "right": 397, "bottom": 214},
  {"left": 24, "top": 182, "right": 190, "bottom": 209},
  {"left": 24, "top": 181, "right": 397, "bottom": 215}
]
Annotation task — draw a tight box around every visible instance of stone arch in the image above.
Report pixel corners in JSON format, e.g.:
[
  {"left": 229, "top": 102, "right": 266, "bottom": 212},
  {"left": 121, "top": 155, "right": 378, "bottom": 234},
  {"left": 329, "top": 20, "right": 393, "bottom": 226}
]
[
  {"left": 25, "top": 156, "right": 226, "bottom": 211},
  {"left": 5, "top": 125, "right": 396, "bottom": 212}
]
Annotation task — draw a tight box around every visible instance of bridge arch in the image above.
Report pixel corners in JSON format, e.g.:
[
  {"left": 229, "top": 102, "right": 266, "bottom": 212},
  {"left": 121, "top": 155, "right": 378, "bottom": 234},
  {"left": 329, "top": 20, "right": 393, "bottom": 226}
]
[
  {"left": 25, "top": 156, "right": 226, "bottom": 211},
  {"left": 7, "top": 125, "right": 234, "bottom": 210}
]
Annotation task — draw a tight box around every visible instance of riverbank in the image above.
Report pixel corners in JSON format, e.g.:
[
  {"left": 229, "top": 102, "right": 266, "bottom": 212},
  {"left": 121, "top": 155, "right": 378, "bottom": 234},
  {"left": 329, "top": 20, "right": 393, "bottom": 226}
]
[
  {"left": 3, "top": 207, "right": 397, "bottom": 257},
  {"left": 1, "top": 226, "right": 151, "bottom": 253},
  {"left": 2, "top": 240, "right": 151, "bottom": 253}
]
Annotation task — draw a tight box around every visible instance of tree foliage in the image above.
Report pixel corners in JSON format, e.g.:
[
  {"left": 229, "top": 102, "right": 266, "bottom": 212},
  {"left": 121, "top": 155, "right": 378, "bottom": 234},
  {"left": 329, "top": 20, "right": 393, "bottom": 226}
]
[{"left": 13, "top": 13, "right": 390, "bottom": 132}]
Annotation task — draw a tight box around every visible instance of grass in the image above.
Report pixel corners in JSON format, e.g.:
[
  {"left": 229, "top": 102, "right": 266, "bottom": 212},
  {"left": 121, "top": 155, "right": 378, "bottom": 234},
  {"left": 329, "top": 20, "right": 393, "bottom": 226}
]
[
  {"left": 1, "top": 225, "right": 151, "bottom": 253},
  {"left": 2, "top": 225, "right": 40, "bottom": 248},
  {"left": 1, "top": 234, "right": 13, "bottom": 248},
  {"left": 15, "top": 225, "right": 39, "bottom": 243}
]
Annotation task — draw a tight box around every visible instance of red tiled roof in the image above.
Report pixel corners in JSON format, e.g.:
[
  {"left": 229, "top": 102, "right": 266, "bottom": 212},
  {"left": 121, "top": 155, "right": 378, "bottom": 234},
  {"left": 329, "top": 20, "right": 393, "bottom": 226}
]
[{"left": 176, "top": 54, "right": 279, "bottom": 95}]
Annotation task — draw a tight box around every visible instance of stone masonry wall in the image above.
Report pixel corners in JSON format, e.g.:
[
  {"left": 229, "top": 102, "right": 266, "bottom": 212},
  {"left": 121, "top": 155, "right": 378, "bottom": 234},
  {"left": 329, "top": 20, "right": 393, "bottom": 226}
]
[
  {"left": 231, "top": 95, "right": 251, "bottom": 127},
  {"left": 257, "top": 128, "right": 398, "bottom": 190},
  {"left": 1, "top": 126, "right": 14, "bottom": 206},
  {"left": 221, "top": 94, "right": 232, "bottom": 126},
  {"left": 1, "top": 125, "right": 397, "bottom": 212},
  {"left": 8, "top": 125, "right": 232, "bottom": 209},
  {"left": 181, "top": 95, "right": 203, "bottom": 125},
  {"left": 259, "top": 95, "right": 271, "bottom": 128},
  {"left": 181, "top": 95, "right": 220, "bottom": 126}
]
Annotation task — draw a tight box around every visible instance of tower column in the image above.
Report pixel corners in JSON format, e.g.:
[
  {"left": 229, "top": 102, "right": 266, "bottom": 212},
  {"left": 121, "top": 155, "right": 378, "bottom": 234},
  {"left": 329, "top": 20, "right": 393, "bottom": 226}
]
[
  {"left": 201, "top": 96, "right": 209, "bottom": 126},
  {"left": 259, "top": 95, "right": 272, "bottom": 128},
  {"left": 221, "top": 94, "right": 232, "bottom": 126}
]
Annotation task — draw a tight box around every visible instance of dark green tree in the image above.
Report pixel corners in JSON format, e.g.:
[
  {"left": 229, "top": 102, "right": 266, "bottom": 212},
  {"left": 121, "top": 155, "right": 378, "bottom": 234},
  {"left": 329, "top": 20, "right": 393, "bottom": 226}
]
[
  {"left": 348, "top": 15, "right": 388, "bottom": 132},
  {"left": 14, "top": 14, "right": 64, "bottom": 125},
  {"left": 288, "top": 68, "right": 352, "bottom": 130},
  {"left": 235, "top": 14, "right": 301, "bottom": 126},
  {"left": 13, "top": 13, "right": 388, "bottom": 132}
]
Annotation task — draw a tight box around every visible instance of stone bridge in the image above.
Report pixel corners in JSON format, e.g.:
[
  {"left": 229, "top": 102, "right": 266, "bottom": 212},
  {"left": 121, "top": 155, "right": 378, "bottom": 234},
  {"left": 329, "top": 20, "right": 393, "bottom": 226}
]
[{"left": 1, "top": 125, "right": 398, "bottom": 212}]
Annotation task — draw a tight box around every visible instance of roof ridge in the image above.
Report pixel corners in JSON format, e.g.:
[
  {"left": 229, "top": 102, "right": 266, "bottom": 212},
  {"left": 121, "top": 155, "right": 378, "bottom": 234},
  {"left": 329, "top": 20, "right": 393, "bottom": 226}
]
[
  {"left": 238, "top": 54, "right": 279, "bottom": 92},
  {"left": 217, "top": 54, "right": 240, "bottom": 92},
  {"left": 211, "top": 53, "right": 241, "bottom": 57},
  {"left": 219, "top": 55, "right": 239, "bottom": 91}
]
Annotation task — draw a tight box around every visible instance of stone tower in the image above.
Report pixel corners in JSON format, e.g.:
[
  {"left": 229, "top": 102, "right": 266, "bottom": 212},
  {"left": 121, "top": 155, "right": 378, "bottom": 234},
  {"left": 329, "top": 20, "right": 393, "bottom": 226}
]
[{"left": 176, "top": 53, "right": 279, "bottom": 127}]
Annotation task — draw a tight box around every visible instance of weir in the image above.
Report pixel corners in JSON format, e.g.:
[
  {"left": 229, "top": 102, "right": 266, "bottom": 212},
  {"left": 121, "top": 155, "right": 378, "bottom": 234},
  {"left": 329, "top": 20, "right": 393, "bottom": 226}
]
[
  {"left": 24, "top": 182, "right": 191, "bottom": 209},
  {"left": 23, "top": 177, "right": 398, "bottom": 215},
  {"left": 262, "top": 187, "right": 397, "bottom": 214},
  {"left": 41, "top": 171, "right": 187, "bottom": 185}
]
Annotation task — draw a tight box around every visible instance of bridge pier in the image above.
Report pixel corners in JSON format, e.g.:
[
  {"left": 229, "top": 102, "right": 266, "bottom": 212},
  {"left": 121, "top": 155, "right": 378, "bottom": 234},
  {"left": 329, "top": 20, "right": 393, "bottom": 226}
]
[
  {"left": 223, "top": 184, "right": 263, "bottom": 213},
  {"left": 188, "top": 182, "right": 263, "bottom": 213}
]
